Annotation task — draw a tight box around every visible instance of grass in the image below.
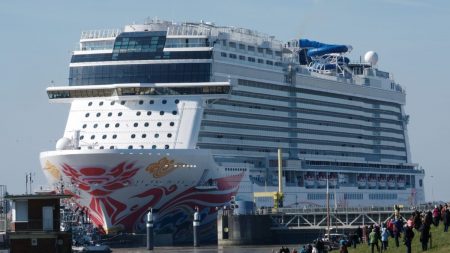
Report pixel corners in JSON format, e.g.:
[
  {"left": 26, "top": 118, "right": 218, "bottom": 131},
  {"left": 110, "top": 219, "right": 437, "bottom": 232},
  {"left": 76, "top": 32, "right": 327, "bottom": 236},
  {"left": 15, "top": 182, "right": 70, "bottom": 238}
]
[{"left": 348, "top": 224, "right": 450, "bottom": 253}]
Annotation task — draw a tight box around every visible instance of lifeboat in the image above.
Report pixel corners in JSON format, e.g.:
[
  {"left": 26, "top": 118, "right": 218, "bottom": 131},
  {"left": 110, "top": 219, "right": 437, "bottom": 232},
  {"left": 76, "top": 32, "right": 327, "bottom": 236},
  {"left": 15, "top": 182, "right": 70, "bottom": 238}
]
[
  {"left": 368, "top": 174, "right": 378, "bottom": 188},
  {"left": 378, "top": 175, "right": 387, "bottom": 189},
  {"left": 387, "top": 175, "right": 396, "bottom": 189},
  {"left": 357, "top": 174, "right": 367, "bottom": 188}
]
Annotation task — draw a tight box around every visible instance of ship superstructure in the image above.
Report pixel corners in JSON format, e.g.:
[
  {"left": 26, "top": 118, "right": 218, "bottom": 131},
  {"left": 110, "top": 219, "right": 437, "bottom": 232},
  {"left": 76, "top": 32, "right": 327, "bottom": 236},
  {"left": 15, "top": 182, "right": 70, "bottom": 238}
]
[{"left": 40, "top": 18, "right": 425, "bottom": 242}]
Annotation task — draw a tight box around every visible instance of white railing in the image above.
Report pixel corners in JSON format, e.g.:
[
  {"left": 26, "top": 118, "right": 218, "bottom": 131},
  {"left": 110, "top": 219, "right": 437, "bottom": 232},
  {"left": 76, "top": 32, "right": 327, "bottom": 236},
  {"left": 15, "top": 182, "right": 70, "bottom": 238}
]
[{"left": 81, "top": 29, "right": 121, "bottom": 40}]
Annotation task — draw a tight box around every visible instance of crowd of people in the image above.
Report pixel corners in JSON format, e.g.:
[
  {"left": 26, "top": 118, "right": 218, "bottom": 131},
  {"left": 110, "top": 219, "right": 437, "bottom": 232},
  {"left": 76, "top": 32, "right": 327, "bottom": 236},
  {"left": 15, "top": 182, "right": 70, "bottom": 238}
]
[{"left": 275, "top": 203, "right": 450, "bottom": 253}]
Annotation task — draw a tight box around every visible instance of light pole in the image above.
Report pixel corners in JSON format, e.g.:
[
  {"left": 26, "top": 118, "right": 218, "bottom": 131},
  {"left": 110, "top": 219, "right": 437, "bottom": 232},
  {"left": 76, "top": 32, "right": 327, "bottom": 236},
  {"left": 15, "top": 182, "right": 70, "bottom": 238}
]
[{"left": 430, "top": 175, "right": 434, "bottom": 203}]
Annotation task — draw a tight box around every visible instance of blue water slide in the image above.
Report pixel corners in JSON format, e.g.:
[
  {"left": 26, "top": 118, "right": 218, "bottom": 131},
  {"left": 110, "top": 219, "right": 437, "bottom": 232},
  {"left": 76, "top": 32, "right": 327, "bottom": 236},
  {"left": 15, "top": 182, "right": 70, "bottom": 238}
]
[{"left": 299, "top": 39, "right": 350, "bottom": 57}]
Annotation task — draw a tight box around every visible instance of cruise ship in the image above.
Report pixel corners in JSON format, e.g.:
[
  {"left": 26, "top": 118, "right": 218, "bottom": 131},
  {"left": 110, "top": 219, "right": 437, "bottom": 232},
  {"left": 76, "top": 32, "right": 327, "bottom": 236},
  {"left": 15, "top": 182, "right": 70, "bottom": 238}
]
[{"left": 40, "top": 18, "right": 425, "bottom": 243}]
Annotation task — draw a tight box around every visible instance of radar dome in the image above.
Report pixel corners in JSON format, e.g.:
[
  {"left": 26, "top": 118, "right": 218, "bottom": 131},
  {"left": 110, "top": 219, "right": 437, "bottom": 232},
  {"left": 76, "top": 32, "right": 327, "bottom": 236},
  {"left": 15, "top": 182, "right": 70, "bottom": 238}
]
[
  {"left": 364, "top": 51, "right": 378, "bottom": 66},
  {"left": 56, "top": 137, "right": 72, "bottom": 150}
]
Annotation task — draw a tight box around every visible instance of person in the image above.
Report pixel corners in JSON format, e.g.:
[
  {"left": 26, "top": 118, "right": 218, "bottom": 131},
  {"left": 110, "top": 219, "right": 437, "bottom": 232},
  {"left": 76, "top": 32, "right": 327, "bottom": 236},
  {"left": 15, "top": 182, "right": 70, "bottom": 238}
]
[
  {"left": 381, "top": 224, "right": 390, "bottom": 251},
  {"left": 369, "top": 228, "right": 380, "bottom": 253},
  {"left": 433, "top": 205, "right": 440, "bottom": 227},
  {"left": 425, "top": 210, "right": 433, "bottom": 226},
  {"left": 443, "top": 208, "right": 450, "bottom": 232},
  {"left": 404, "top": 221, "right": 415, "bottom": 253},
  {"left": 300, "top": 245, "right": 307, "bottom": 253},
  {"left": 393, "top": 217, "right": 403, "bottom": 247},
  {"left": 414, "top": 210, "right": 422, "bottom": 230},
  {"left": 419, "top": 222, "right": 431, "bottom": 251},
  {"left": 351, "top": 231, "right": 358, "bottom": 248},
  {"left": 315, "top": 238, "right": 324, "bottom": 253},
  {"left": 339, "top": 243, "right": 348, "bottom": 253},
  {"left": 356, "top": 225, "right": 363, "bottom": 243}
]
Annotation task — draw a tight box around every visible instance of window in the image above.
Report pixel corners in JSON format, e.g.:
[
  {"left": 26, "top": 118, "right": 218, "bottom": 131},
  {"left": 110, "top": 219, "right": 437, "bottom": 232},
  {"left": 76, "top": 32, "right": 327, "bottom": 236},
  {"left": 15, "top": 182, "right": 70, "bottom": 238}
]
[
  {"left": 96, "top": 112, "right": 101, "bottom": 117},
  {"left": 152, "top": 145, "right": 157, "bottom": 149},
  {"left": 131, "top": 134, "right": 136, "bottom": 139},
  {"left": 154, "top": 133, "right": 159, "bottom": 138},
  {"left": 99, "top": 101, "right": 104, "bottom": 106},
  {"left": 239, "top": 55, "right": 245, "bottom": 61},
  {"left": 80, "top": 135, "right": 84, "bottom": 140},
  {"left": 108, "top": 112, "right": 112, "bottom": 117},
  {"left": 142, "top": 134, "right": 147, "bottom": 138},
  {"left": 157, "top": 122, "right": 162, "bottom": 127},
  {"left": 139, "top": 100, "right": 143, "bottom": 105},
  {"left": 419, "top": 179, "right": 423, "bottom": 187},
  {"left": 82, "top": 124, "right": 87, "bottom": 129},
  {"left": 144, "top": 122, "right": 149, "bottom": 127},
  {"left": 165, "top": 145, "right": 170, "bottom": 149},
  {"left": 110, "top": 146, "right": 114, "bottom": 149},
  {"left": 170, "top": 122, "right": 175, "bottom": 126},
  {"left": 110, "top": 101, "right": 115, "bottom": 105},
  {"left": 88, "top": 102, "right": 93, "bottom": 106},
  {"left": 99, "top": 146, "right": 104, "bottom": 149},
  {"left": 257, "top": 59, "right": 264, "bottom": 64},
  {"left": 266, "top": 60, "right": 273, "bottom": 65},
  {"left": 248, "top": 45, "right": 255, "bottom": 52},
  {"left": 248, "top": 57, "right": 255, "bottom": 62},
  {"left": 160, "top": 111, "right": 165, "bottom": 115},
  {"left": 112, "top": 134, "right": 117, "bottom": 139},
  {"left": 229, "top": 54, "right": 237, "bottom": 59},
  {"left": 115, "top": 123, "right": 120, "bottom": 128},
  {"left": 105, "top": 123, "right": 110, "bottom": 128},
  {"left": 136, "top": 111, "right": 141, "bottom": 116},
  {"left": 275, "top": 51, "right": 282, "bottom": 57},
  {"left": 118, "top": 112, "right": 123, "bottom": 116},
  {"left": 85, "top": 113, "right": 90, "bottom": 118},
  {"left": 162, "top": 100, "right": 167, "bottom": 104},
  {"left": 133, "top": 123, "right": 138, "bottom": 127},
  {"left": 229, "top": 42, "right": 236, "bottom": 48},
  {"left": 93, "top": 124, "right": 98, "bottom": 128},
  {"left": 147, "top": 111, "right": 152, "bottom": 116},
  {"left": 128, "top": 145, "right": 133, "bottom": 149},
  {"left": 120, "top": 101, "right": 126, "bottom": 105},
  {"left": 221, "top": 52, "right": 227, "bottom": 57},
  {"left": 175, "top": 99, "right": 179, "bottom": 104},
  {"left": 266, "top": 48, "right": 273, "bottom": 55},
  {"left": 102, "top": 135, "right": 107, "bottom": 139},
  {"left": 167, "top": 133, "right": 172, "bottom": 138},
  {"left": 258, "top": 47, "right": 264, "bottom": 53},
  {"left": 149, "top": 100, "right": 154, "bottom": 104},
  {"left": 90, "top": 135, "right": 95, "bottom": 140},
  {"left": 239, "top": 44, "right": 245, "bottom": 50},
  {"left": 172, "top": 110, "right": 178, "bottom": 115}
]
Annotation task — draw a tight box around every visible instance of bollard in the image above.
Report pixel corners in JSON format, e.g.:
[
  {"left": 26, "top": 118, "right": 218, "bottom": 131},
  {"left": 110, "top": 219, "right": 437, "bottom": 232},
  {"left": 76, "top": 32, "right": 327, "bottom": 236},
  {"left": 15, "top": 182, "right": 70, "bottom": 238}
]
[
  {"left": 193, "top": 207, "right": 200, "bottom": 247},
  {"left": 147, "top": 208, "right": 154, "bottom": 250}
]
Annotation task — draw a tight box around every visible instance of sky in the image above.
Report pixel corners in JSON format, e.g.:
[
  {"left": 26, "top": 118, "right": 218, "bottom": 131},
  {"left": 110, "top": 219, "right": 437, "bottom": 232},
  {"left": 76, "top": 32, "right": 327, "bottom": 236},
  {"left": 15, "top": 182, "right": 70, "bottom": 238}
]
[{"left": 0, "top": 0, "right": 449, "bottom": 202}]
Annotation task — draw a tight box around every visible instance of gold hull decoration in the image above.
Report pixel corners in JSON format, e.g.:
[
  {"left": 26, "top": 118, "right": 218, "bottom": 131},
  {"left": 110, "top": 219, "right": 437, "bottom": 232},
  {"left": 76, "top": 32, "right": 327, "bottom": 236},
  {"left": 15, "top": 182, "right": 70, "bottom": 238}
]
[
  {"left": 145, "top": 157, "right": 186, "bottom": 178},
  {"left": 44, "top": 160, "right": 61, "bottom": 180}
]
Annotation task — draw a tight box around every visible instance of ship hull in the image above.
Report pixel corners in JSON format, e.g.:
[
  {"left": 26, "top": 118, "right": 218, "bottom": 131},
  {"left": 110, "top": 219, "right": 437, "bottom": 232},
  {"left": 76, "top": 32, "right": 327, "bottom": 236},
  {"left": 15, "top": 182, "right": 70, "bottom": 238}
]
[{"left": 40, "top": 149, "right": 244, "bottom": 243}]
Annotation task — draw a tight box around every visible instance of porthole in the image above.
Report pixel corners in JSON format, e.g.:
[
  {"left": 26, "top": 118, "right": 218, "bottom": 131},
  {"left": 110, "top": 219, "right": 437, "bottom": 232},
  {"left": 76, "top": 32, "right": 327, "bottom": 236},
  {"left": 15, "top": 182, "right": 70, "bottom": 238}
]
[
  {"left": 172, "top": 110, "right": 178, "bottom": 115},
  {"left": 112, "top": 134, "right": 117, "bottom": 139},
  {"left": 139, "top": 100, "right": 143, "bottom": 105},
  {"left": 170, "top": 122, "right": 175, "bottom": 126},
  {"left": 85, "top": 113, "right": 90, "bottom": 118},
  {"left": 144, "top": 122, "right": 149, "bottom": 127},
  {"left": 128, "top": 145, "right": 133, "bottom": 149},
  {"left": 167, "top": 133, "right": 172, "bottom": 138},
  {"left": 131, "top": 134, "right": 136, "bottom": 139},
  {"left": 110, "top": 101, "right": 115, "bottom": 106},
  {"left": 90, "top": 135, "right": 95, "bottom": 140},
  {"left": 109, "top": 146, "right": 114, "bottom": 149},
  {"left": 149, "top": 100, "right": 154, "bottom": 104},
  {"left": 164, "top": 145, "right": 169, "bottom": 149},
  {"left": 133, "top": 123, "right": 138, "bottom": 127},
  {"left": 175, "top": 99, "right": 179, "bottom": 104},
  {"left": 152, "top": 145, "right": 157, "bottom": 149},
  {"left": 99, "top": 101, "right": 104, "bottom": 106},
  {"left": 121, "top": 101, "right": 126, "bottom": 105},
  {"left": 102, "top": 135, "right": 107, "bottom": 139},
  {"left": 154, "top": 133, "right": 159, "bottom": 138},
  {"left": 93, "top": 124, "right": 98, "bottom": 128},
  {"left": 118, "top": 112, "right": 122, "bottom": 116},
  {"left": 99, "top": 146, "right": 104, "bottom": 149},
  {"left": 82, "top": 124, "right": 87, "bottom": 129},
  {"left": 96, "top": 112, "right": 101, "bottom": 117},
  {"left": 80, "top": 135, "right": 84, "bottom": 140},
  {"left": 147, "top": 111, "right": 152, "bottom": 116},
  {"left": 108, "top": 112, "right": 112, "bottom": 117},
  {"left": 157, "top": 122, "right": 162, "bottom": 127},
  {"left": 160, "top": 111, "right": 164, "bottom": 115},
  {"left": 115, "top": 123, "right": 120, "bottom": 128},
  {"left": 162, "top": 100, "right": 167, "bottom": 104},
  {"left": 105, "top": 123, "right": 110, "bottom": 128},
  {"left": 142, "top": 134, "right": 147, "bottom": 138},
  {"left": 136, "top": 111, "right": 141, "bottom": 116},
  {"left": 88, "top": 102, "right": 93, "bottom": 106}
]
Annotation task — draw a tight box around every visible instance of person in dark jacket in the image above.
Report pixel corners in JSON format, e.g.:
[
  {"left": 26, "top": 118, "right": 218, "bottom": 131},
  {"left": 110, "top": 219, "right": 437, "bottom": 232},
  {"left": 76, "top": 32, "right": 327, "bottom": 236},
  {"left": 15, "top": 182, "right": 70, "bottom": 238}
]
[
  {"left": 425, "top": 210, "right": 433, "bottom": 226},
  {"left": 393, "top": 217, "right": 403, "bottom": 247},
  {"left": 444, "top": 208, "right": 450, "bottom": 232},
  {"left": 420, "top": 223, "right": 431, "bottom": 251},
  {"left": 404, "top": 221, "right": 415, "bottom": 253},
  {"left": 414, "top": 210, "right": 422, "bottom": 230}
]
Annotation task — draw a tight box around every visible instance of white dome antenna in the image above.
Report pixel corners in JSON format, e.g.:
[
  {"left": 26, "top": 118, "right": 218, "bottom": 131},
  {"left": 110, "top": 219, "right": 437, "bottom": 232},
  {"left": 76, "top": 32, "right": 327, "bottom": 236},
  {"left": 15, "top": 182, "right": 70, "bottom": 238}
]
[{"left": 364, "top": 51, "right": 378, "bottom": 66}]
